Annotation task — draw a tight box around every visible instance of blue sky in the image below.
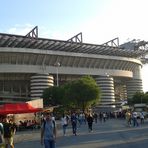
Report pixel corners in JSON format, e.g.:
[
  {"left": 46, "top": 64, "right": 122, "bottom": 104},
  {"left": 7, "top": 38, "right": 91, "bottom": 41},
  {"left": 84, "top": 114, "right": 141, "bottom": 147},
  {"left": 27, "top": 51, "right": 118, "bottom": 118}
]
[
  {"left": 0, "top": 0, "right": 148, "bottom": 91},
  {"left": 0, "top": 0, "right": 105, "bottom": 38}
]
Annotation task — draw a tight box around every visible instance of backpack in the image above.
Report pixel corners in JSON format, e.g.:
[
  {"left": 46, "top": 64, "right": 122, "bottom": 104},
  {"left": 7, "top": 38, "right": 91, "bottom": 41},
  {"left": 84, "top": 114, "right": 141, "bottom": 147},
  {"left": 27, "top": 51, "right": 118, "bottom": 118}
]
[
  {"left": 0, "top": 123, "right": 3, "bottom": 134},
  {"left": 0, "top": 123, "right": 3, "bottom": 143},
  {"left": 3, "top": 123, "right": 13, "bottom": 138},
  {"left": 43, "top": 120, "right": 56, "bottom": 131}
]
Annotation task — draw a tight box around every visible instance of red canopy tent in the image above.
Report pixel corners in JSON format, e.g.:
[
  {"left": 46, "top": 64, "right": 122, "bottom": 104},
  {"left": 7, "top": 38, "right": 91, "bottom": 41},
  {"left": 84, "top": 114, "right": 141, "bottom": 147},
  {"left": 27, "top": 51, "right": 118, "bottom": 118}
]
[{"left": 0, "top": 103, "right": 42, "bottom": 115}]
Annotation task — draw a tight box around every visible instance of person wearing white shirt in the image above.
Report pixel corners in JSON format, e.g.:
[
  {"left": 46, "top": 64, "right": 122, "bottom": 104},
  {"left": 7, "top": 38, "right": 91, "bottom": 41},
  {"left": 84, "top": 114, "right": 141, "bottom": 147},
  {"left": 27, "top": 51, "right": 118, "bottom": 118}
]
[
  {"left": 132, "top": 112, "right": 139, "bottom": 127},
  {"left": 61, "top": 114, "right": 68, "bottom": 136},
  {"left": 140, "top": 112, "right": 144, "bottom": 124}
]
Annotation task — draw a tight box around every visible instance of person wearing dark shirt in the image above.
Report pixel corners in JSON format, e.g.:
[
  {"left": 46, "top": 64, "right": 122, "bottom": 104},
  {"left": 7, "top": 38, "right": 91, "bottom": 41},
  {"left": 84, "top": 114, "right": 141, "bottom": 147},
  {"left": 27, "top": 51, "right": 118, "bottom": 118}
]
[
  {"left": 71, "top": 113, "right": 77, "bottom": 136},
  {"left": 87, "top": 114, "right": 93, "bottom": 132},
  {"left": 3, "top": 117, "right": 16, "bottom": 148}
]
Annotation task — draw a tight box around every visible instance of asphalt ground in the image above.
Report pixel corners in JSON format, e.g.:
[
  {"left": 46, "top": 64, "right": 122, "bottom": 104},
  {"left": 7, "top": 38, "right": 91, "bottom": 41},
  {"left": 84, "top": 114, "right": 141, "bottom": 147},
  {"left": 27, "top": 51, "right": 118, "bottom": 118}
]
[{"left": 14, "top": 118, "right": 148, "bottom": 148}]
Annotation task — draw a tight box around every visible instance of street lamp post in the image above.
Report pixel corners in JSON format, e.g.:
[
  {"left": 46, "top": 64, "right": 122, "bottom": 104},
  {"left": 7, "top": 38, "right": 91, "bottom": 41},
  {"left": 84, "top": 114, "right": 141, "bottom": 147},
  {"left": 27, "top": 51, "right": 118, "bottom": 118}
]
[{"left": 55, "top": 62, "right": 60, "bottom": 86}]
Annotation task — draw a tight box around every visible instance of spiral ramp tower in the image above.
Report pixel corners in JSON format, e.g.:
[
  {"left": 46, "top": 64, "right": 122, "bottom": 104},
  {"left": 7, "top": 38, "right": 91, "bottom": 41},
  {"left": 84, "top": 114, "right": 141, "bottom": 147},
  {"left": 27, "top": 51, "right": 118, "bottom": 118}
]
[
  {"left": 95, "top": 76, "right": 115, "bottom": 111},
  {"left": 126, "top": 65, "right": 143, "bottom": 99},
  {"left": 30, "top": 73, "right": 54, "bottom": 99}
]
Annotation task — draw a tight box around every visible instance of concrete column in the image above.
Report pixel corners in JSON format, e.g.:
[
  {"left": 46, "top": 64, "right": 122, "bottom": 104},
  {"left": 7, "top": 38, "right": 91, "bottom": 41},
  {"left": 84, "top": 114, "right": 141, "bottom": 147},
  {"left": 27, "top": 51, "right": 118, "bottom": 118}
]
[
  {"left": 126, "top": 79, "right": 143, "bottom": 99},
  {"left": 126, "top": 65, "right": 143, "bottom": 99},
  {"left": 95, "top": 75, "right": 115, "bottom": 110},
  {"left": 121, "top": 85, "right": 127, "bottom": 100},
  {"left": 30, "top": 73, "right": 54, "bottom": 99}
]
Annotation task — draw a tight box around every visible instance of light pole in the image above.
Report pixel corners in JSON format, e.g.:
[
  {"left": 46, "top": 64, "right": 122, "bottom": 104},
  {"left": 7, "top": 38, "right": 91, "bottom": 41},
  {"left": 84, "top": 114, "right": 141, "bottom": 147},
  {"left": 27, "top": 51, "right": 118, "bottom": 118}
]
[{"left": 55, "top": 62, "right": 60, "bottom": 86}]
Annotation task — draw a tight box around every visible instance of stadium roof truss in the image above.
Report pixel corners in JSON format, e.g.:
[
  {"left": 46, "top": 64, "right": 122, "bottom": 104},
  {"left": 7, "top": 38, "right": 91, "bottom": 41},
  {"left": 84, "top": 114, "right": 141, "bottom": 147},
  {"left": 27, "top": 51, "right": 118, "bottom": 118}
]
[{"left": 0, "top": 28, "right": 148, "bottom": 59}]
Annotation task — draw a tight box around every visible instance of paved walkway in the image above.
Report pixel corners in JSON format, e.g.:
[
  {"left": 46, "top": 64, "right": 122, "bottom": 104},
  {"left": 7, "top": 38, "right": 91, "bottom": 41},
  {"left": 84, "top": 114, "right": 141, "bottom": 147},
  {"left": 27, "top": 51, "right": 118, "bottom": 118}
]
[
  {"left": 14, "top": 119, "right": 119, "bottom": 143},
  {"left": 14, "top": 118, "right": 148, "bottom": 148}
]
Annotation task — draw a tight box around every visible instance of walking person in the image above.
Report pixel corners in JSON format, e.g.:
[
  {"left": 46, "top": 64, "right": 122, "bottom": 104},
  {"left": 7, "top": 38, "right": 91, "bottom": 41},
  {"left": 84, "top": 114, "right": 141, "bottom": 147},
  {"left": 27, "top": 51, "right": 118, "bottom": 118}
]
[
  {"left": 82, "top": 113, "right": 86, "bottom": 124},
  {"left": 132, "top": 111, "right": 139, "bottom": 127},
  {"left": 41, "top": 112, "right": 57, "bottom": 148},
  {"left": 140, "top": 112, "right": 144, "bottom": 124},
  {"left": 71, "top": 112, "right": 77, "bottom": 136},
  {"left": 93, "top": 112, "right": 98, "bottom": 124},
  {"left": 0, "top": 118, "right": 4, "bottom": 148},
  {"left": 3, "top": 117, "right": 16, "bottom": 148},
  {"left": 99, "top": 112, "right": 103, "bottom": 123},
  {"left": 103, "top": 112, "right": 106, "bottom": 122},
  {"left": 125, "top": 110, "right": 132, "bottom": 127},
  {"left": 61, "top": 114, "right": 68, "bottom": 136},
  {"left": 78, "top": 113, "right": 83, "bottom": 127},
  {"left": 87, "top": 114, "right": 93, "bottom": 132}
]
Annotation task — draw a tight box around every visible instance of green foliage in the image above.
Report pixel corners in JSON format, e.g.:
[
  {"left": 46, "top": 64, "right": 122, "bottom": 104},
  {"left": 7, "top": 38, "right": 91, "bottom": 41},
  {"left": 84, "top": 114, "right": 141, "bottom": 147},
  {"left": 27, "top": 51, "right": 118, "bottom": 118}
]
[
  {"left": 42, "top": 76, "right": 101, "bottom": 112},
  {"left": 65, "top": 76, "right": 100, "bottom": 111},
  {"left": 62, "top": 82, "right": 77, "bottom": 108},
  {"left": 42, "top": 86, "right": 64, "bottom": 107},
  {"left": 143, "top": 93, "right": 148, "bottom": 104},
  {"left": 128, "top": 91, "right": 148, "bottom": 105}
]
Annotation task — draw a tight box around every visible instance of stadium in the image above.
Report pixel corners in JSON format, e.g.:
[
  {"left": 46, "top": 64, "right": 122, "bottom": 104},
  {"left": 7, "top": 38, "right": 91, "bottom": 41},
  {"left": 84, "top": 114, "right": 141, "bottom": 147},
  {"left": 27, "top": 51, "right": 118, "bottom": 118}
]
[{"left": 0, "top": 26, "right": 148, "bottom": 110}]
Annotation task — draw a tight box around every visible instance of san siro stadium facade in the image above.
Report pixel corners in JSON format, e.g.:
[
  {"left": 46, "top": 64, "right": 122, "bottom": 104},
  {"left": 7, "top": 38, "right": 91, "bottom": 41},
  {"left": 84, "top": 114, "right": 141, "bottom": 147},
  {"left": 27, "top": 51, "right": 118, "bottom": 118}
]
[{"left": 0, "top": 26, "right": 147, "bottom": 110}]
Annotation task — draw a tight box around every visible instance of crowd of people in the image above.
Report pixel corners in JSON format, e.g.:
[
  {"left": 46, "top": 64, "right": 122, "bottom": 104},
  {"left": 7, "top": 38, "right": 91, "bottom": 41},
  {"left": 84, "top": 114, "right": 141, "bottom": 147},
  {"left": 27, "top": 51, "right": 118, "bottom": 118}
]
[
  {"left": 0, "top": 109, "right": 146, "bottom": 148},
  {"left": 0, "top": 116, "right": 16, "bottom": 148},
  {"left": 57, "top": 110, "right": 147, "bottom": 138},
  {"left": 40, "top": 110, "right": 132, "bottom": 148},
  {"left": 18, "top": 119, "right": 40, "bottom": 131},
  {"left": 53, "top": 111, "right": 111, "bottom": 138},
  {"left": 125, "top": 110, "right": 145, "bottom": 127},
  {"left": 40, "top": 111, "right": 106, "bottom": 148}
]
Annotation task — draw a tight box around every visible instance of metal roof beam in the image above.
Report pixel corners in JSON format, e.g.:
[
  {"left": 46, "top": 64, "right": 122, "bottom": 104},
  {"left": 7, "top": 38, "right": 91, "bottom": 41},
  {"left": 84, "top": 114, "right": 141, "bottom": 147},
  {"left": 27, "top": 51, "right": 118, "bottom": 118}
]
[
  {"left": 67, "top": 32, "right": 83, "bottom": 43},
  {"left": 68, "top": 43, "right": 82, "bottom": 52},
  {"left": 102, "top": 37, "right": 119, "bottom": 47},
  {"left": 25, "top": 26, "right": 38, "bottom": 39}
]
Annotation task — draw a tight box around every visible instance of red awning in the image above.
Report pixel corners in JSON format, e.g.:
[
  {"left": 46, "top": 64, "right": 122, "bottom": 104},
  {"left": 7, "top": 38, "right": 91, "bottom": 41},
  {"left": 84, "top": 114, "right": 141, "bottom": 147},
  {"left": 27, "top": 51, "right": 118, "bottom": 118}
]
[{"left": 0, "top": 103, "right": 42, "bottom": 115}]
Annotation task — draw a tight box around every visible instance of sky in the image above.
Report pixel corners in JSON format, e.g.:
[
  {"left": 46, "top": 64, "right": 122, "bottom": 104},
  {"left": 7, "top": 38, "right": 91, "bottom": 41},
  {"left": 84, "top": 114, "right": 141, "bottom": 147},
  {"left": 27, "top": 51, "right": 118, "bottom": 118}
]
[{"left": 0, "top": 0, "right": 148, "bottom": 92}]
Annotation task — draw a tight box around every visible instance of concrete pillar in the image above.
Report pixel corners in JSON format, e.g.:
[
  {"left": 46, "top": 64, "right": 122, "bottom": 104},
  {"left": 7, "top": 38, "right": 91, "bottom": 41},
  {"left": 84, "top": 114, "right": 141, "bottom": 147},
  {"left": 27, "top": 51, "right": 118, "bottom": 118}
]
[
  {"left": 95, "top": 75, "right": 115, "bottom": 110},
  {"left": 126, "top": 79, "right": 143, "bottom": 99},
  {"left": 121, "top": 85, "right": 127, "bottom": 100},
  {"left": 126, "top": 65, "right": 143, "bottom": 99},
  {"left": 30, "top": 73, "right": 54, "bottom": 99}
]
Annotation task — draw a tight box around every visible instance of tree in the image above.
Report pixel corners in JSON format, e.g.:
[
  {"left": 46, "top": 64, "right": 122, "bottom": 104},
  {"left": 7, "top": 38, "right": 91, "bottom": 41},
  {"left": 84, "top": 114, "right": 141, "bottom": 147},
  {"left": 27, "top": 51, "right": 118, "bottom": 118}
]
[
  {"left": 42, "top": 86, "right": 64, "bottom": 107},
  {"left": 65, "top": 76, "right": 101, "bottom": 111},
  {"left": 42, "top": 76, "right": 101, "bottom": 112},
  {"left": 128, "top": 91, "right": 145, "bottom": 105},
  {"left": 143, "top": 93, "right": 148, "bottom": 104}
]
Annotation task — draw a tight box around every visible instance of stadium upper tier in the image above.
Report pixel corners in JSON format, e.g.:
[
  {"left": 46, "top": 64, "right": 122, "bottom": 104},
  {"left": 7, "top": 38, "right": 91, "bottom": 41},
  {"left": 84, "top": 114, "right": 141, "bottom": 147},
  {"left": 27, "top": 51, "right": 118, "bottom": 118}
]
[
  {"left": 0, "top": 29, "right": 145, "bottom": 109},
  {"left": 0, "top": 33, "right": 147, "bottom": 58}
]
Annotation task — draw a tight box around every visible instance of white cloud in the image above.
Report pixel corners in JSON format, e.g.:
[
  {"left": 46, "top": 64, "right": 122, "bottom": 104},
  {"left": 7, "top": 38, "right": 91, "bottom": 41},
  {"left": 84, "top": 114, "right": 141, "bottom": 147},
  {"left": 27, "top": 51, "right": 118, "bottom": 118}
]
[
  {"left": 7, "top": 24, "right": 34, "bottom": 35},
  {"left": 75, "top": 0, "right": 148, "bottom": 45},
  {"left": 6, "top": 24, "right": 71, "bottom": 41}
]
